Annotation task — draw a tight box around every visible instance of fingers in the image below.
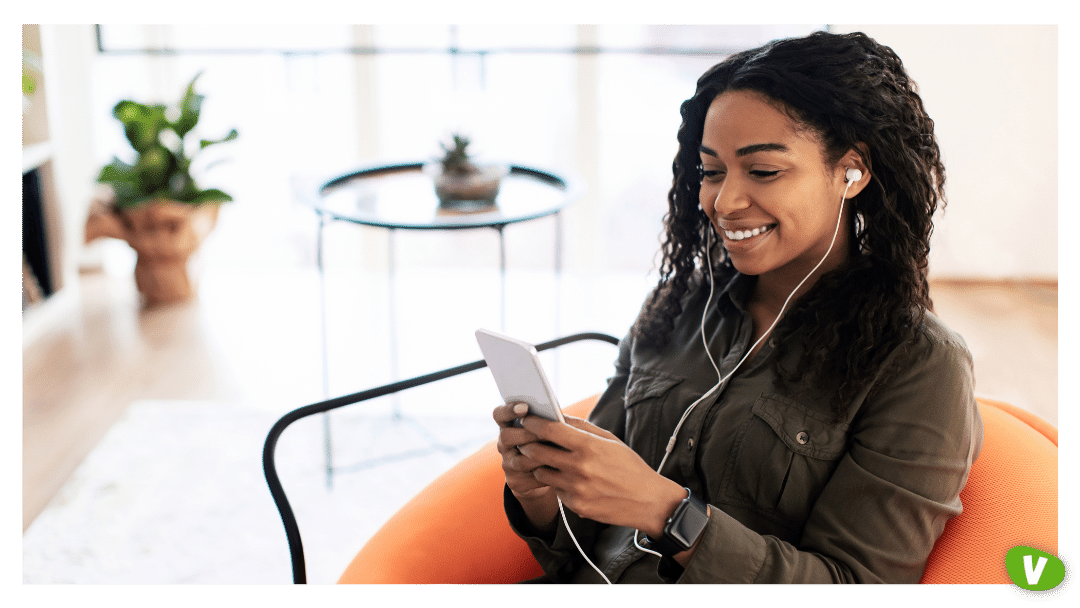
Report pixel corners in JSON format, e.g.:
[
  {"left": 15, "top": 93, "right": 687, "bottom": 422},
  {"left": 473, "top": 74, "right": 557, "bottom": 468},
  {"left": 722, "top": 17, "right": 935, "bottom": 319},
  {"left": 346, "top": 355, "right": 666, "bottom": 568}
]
[
  {"left": 494, "top": 401, "right": 546, "bottom": 467},
  {"left": 492, "top": 402, "right": 530, "bottom": 427},
  {"left": 563, "top": 416, "right": 619, "bottom": 441},
  {"left": 513, "top": 484, "right": 552, "bottom": 500},
  {"left": 515, "top": 416, "right": 626, "bottom": 489},
  {"left": 519, "top": 414, "right": 600, "bottom": 450},
  {"left": 504, "top": 441, "right": 545, "bottom": 471},
  {"left": 517, "top": 440, "right": 572, "bottom": 472},
  {"left": 498, "top": 433, "right": 553, "bottom": 497},
  {"left": 495, "top": 415, "right": 542, "bottom": 450}
]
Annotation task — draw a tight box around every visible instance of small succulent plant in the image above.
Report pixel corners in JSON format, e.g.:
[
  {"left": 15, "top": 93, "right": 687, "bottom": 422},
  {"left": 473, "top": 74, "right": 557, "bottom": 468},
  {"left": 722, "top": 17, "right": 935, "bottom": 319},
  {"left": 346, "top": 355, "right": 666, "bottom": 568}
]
[
  {"left": 438, "top": 134, "right": 479, "bottom": 176},
  {"left": 428, "top": 133, "right": 505, "bottom": 204},
  {"left": 97, "top": 72, "right": 238, "bottom": 210}
]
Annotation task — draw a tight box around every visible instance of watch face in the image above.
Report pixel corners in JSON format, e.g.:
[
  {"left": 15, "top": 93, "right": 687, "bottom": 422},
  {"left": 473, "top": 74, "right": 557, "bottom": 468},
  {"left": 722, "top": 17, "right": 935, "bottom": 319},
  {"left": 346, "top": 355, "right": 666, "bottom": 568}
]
[{"left": 667, "top": 494, "right": 710, "bottom": 551}]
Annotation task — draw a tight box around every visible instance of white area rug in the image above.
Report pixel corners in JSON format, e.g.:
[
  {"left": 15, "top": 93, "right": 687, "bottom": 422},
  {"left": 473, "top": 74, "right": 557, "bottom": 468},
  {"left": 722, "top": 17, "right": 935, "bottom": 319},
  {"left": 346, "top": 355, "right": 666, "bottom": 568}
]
[{"left": 22, "top": 399, "right": 496, "bottom": 584}]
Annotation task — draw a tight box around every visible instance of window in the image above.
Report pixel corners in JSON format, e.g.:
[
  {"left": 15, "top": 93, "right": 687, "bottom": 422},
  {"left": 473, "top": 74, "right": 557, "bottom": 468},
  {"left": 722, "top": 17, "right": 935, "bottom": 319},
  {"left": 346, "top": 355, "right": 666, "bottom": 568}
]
[{"left": 91, "top": 25, "right": 824, "bottom": 271}]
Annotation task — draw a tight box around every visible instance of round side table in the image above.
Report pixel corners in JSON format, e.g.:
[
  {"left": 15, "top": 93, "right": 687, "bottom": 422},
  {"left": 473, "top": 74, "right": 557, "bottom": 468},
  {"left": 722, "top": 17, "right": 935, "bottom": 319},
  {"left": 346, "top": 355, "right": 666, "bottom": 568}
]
[{"left": 296, "top": 162, "right": 583, "bottom": 484}]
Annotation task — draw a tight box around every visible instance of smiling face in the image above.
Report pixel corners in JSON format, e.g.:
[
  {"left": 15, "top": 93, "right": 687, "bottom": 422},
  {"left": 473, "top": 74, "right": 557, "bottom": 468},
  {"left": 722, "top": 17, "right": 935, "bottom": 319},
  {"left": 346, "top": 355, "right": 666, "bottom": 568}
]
[{"left": 699, "top": 90, "right": 864, "bottom": 292}]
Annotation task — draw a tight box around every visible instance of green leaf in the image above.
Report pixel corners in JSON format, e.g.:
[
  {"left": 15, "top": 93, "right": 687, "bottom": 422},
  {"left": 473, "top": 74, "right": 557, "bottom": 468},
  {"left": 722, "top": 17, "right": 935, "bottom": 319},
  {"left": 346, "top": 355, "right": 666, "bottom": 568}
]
[
  {"left": 113, "top": 100, "right": 140, "bottom": 123},
  {"left": 199, "top": 129, "right": 239, "bottom": 150},
  {"left": 169, "top": 173, "right": 196, "bottom": 199},
  {"left": 22, "top": 70, "right": 37, "bottom": 96},
  {"left": 1006, "top": 546, "right": 1066, "bottom": 591},
  {"left": 192, "top": 189, "right": 233, "bottom": 204},
  {"left": 135, "top": 145, "right": 176, "bottom": 194},
  {"left": 99, "top": 71, "right": 237, "bottom": 210},
  {"left": 172, "top": 72, "right": 205, "bottom": 139},
  {"left": 115, "top": 101, "right": 169, "bottom": 153},
  {"left": 97, "top": 157, "right": 138, "bottom": 184},
  {"left": 22, "top": 52, "right": 41, "bottom": 96},
  {"left": 173, "top": 153, "right": 191, "bottom": 180}
]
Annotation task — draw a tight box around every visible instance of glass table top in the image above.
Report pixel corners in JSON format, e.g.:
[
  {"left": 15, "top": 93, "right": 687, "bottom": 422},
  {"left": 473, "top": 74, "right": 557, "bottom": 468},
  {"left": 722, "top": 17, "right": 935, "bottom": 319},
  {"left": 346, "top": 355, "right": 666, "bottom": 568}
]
[{"left": 299, "top": 163, "right": 583, "bottom": 230}]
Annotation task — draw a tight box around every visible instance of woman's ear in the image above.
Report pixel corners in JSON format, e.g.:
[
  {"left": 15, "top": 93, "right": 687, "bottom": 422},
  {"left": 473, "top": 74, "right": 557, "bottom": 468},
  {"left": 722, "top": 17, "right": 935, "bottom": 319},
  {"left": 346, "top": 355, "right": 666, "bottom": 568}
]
[{"left": 838, "top": 146, "right": 871, "bottom": 197}]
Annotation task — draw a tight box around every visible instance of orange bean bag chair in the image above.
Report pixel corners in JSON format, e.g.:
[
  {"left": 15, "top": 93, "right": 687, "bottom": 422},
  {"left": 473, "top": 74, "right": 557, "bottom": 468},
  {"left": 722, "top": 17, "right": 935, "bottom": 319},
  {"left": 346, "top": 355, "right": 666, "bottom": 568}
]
[{"left": 338, "top": 396, "right": 1057, "bottom": 584}]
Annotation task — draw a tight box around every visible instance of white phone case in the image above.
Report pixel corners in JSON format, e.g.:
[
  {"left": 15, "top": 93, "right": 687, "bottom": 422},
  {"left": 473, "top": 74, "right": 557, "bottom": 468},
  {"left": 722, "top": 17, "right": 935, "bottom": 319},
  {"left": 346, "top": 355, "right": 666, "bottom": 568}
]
[{"left": 475, "top": 328, "right": 565, "bottom": 424}]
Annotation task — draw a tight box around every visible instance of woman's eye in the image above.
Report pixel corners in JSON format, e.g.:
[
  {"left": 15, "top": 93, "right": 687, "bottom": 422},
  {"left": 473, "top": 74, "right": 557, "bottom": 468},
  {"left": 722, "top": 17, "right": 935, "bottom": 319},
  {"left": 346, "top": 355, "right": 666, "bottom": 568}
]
[
  {"left": 700, "top": 169, "right": 725, "bottom": 182},
  {"left": 750, "top": 170, "right": 780, "bottom": 179}
]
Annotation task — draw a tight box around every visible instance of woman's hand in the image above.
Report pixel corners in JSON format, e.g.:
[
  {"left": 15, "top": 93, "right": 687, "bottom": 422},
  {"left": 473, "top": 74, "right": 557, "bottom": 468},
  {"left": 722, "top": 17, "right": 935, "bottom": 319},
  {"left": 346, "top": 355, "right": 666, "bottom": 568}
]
[
  {"left": 493, "top": 402, "right": 560, "bottom": 531},
  {"left": 517, "top": 414, "right": 687, "bottom": 538}
]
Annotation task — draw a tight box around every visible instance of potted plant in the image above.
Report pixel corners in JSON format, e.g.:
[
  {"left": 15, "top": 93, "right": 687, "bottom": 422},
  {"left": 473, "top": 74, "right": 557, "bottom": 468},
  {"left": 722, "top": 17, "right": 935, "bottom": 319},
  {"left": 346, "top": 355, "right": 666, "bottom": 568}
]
[
  {"left": 425, "top": 134, "right": 507, "bottom": 208},
  {"left": 86, "top": 72, "right": 238, "bottom": 306},
  {"left": 22, "top": 50, "right": 41, "bottom": 114}
]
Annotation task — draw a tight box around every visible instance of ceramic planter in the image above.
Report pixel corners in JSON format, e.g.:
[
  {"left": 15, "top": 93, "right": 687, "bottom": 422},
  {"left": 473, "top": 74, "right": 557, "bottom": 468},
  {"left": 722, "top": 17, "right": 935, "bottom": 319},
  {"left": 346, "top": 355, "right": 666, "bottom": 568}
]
[
  {"left": 424, "top": 164, "right": 509, "bottom": 206},
  {"left": 85, "top": 199, "right": 220, "bottom": 306}
]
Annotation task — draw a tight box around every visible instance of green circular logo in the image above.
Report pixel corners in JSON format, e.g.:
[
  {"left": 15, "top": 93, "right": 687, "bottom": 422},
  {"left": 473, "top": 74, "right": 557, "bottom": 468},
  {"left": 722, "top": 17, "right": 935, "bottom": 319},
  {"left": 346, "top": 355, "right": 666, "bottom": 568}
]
[{"left": 1006, "top": 546, "right": 1065, "bottom": 591}]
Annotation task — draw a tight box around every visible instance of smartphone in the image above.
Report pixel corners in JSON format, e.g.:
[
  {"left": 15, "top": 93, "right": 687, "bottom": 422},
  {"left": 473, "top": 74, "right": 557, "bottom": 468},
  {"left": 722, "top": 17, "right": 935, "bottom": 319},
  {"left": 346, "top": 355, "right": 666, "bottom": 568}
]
[{"left": 475, "top": 328, "right": 565, "bottom": 426}]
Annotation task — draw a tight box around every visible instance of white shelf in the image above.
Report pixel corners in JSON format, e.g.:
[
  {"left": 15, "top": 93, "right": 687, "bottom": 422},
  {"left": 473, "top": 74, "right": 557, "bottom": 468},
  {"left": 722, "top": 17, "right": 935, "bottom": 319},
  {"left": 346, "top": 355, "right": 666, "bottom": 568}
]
[{"left": 23, "top": 141, "right": 53, "bottom": 174}]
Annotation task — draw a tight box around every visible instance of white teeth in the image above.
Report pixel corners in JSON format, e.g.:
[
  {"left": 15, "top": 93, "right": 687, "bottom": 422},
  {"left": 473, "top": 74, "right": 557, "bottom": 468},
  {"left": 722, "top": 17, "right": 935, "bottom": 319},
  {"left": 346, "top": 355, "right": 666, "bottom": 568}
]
[{"left": 725, "top": 225, "right": 772, "bottom": 241}]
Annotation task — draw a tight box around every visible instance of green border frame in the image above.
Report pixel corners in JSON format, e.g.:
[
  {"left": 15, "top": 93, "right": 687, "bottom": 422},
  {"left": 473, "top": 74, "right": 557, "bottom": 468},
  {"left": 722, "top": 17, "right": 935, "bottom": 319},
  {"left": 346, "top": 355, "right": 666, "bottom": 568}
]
[{"left": 12, "top": 4, "right": 1075, "bottom": 608}]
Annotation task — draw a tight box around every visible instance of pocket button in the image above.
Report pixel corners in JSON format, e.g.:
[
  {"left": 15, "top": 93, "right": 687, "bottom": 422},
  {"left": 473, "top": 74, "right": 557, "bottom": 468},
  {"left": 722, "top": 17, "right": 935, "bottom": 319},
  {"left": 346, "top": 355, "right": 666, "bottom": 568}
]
[{"left": 796, "top": 431, "right": 809, "bottom": 445}]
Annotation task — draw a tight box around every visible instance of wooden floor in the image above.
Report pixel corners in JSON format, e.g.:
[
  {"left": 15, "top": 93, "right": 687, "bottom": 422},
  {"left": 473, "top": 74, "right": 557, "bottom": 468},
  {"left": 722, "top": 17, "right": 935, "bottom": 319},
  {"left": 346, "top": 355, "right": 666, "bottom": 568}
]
[{"left": 22, "top": 268, "right": 1058, "bottom": 531}]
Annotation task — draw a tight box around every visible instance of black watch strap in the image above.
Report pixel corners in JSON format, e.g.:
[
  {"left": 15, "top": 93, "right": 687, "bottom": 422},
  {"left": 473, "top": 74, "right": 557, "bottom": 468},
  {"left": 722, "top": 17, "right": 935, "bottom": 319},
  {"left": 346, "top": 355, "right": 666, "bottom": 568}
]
[{"left": 644, "top": 488, "right": 710, "bottom": 557}]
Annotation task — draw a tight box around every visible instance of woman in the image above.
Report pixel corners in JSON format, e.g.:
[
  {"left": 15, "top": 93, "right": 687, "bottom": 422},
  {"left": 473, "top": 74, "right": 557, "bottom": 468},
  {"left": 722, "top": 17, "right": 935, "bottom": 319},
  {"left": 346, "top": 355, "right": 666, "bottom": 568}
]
[{"left": 493, "top": 31, "right": 983, "bottom": 583}]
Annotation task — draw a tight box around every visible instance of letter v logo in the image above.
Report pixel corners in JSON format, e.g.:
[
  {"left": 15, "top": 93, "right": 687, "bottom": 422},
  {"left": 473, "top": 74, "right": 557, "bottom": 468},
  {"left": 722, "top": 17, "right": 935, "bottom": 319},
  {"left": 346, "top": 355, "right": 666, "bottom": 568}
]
[
  {"left": 1007, "top": 546, "right": 1066, "bottom": 590},
  {"left": 1023, "top": 554, "right": 1047, "bottom": 585}
]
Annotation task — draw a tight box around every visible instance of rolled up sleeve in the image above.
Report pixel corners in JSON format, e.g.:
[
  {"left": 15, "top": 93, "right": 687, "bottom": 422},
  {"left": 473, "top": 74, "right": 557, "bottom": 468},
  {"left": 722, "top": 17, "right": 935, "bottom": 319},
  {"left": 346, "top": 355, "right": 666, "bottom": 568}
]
[{"left": 504, "top": 485, "right": 602, "bottom": 581}]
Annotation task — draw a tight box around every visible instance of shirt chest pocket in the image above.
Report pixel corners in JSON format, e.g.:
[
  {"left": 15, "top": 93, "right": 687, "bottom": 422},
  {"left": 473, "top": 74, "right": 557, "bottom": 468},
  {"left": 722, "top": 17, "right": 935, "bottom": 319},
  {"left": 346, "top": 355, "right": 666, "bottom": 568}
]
[
  {"left": 623, "top": 367, "right": 683, "bottom": 469},
  {"left": 723, "top": 393, "right": 849, "bottom": 531}
]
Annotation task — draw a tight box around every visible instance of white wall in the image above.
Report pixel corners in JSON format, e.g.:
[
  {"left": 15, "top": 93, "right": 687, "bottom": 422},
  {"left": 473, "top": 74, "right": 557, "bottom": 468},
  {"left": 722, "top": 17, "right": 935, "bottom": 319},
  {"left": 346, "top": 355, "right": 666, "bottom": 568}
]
[
  {"left": 40, "top": 25, "right": 1059, "bottom": 283},
  {"left": 834, "top": 25, "right": 1058, "bottom": 281}
]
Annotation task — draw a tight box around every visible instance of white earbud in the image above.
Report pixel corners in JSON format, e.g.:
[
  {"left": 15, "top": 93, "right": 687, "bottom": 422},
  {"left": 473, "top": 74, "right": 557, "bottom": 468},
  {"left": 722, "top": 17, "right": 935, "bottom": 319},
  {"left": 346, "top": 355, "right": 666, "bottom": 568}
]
[{"left": 845, "top": 168, "right": 862, "bottom": 183}]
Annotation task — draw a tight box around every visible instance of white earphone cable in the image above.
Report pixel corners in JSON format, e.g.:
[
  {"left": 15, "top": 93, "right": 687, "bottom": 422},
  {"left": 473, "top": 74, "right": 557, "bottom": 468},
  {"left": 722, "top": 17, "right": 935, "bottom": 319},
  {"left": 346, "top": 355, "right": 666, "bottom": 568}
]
[
  {"left": 571, "top": 172, "right": 857, "bottom": 575},
  {"left": 558, "top": 497, "right": 612, "bottom": 584},
  {"left": 632, "top": 173, "right": 856, "bottom": 557}
]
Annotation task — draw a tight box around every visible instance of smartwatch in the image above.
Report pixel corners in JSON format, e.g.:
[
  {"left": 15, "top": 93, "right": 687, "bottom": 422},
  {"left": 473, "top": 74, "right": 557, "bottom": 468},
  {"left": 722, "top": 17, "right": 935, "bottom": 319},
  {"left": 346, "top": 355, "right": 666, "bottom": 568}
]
[{"left": 644, "top": 487, "right": 710, "bottom": 557}]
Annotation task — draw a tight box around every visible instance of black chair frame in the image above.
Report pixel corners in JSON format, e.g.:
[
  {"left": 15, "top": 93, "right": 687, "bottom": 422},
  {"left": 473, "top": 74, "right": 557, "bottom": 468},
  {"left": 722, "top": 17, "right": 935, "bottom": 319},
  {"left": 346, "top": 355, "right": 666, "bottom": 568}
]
[{"left": 262, "top": 332, "right": 620, "bottom": 584}]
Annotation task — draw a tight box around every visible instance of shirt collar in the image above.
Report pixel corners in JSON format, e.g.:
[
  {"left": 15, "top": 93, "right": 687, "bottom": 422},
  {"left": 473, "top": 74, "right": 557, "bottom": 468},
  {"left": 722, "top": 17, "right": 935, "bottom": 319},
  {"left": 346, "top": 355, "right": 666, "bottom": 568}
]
[{"left": 719, "top": 272, "right": 757, "bottom": 313}]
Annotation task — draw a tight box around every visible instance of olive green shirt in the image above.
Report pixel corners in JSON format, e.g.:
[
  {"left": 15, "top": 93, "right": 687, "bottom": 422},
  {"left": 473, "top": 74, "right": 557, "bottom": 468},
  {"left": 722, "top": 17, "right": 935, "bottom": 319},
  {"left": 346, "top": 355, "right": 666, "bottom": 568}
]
[{"left": 506, "top": 272, "right": 983, "bottom": 583}]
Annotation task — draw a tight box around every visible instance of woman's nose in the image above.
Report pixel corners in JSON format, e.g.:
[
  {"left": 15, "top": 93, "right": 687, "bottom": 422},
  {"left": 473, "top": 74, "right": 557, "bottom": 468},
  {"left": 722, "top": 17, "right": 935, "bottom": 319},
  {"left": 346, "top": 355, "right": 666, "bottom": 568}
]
[{"left": 701, "top": 181, "right": 750, "bottom": 218}]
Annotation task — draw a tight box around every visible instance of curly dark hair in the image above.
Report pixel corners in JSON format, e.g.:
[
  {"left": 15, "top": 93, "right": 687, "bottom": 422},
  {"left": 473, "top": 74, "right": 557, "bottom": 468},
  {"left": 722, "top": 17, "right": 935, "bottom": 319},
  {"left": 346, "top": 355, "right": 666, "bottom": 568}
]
[{"left": 632, "top": 30, "right": 947, "bottom": 418}]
